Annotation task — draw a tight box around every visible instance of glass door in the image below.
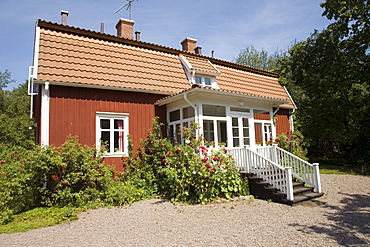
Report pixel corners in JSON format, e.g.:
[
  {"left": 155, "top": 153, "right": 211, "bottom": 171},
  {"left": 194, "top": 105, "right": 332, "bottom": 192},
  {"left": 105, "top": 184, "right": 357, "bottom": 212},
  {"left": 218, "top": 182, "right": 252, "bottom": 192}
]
[{"left": 232, "top": 117, "right": 250, "bottom": 147}]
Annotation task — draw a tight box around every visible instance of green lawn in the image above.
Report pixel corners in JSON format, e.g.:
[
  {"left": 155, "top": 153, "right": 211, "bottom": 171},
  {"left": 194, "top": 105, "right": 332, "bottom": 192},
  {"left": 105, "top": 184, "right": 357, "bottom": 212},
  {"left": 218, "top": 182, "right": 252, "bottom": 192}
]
[{"left": 317, "top": 161, "right": 370, "bottom": 176}]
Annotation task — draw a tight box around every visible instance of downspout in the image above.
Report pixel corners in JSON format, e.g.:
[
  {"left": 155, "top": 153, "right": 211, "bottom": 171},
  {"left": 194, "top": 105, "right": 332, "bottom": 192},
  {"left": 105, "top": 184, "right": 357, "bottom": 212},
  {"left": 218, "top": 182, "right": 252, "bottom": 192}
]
[{"left": 183, "top": 91, "right": 199, "bottom": 139}]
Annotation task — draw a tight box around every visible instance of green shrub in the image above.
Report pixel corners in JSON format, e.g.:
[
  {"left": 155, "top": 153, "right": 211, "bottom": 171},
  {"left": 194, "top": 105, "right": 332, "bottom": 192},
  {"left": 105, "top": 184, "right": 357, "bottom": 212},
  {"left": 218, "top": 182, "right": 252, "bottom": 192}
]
[
  {"left": 0, "top": 137, "right": 137, "bottom": 225},
  {"left": 274, "top": 131, "right": 308, "bottom": 160}
]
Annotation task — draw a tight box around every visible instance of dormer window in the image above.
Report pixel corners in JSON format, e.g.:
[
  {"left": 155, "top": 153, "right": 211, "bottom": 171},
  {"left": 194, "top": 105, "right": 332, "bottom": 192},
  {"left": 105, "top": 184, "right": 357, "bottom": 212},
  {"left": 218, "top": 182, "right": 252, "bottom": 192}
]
[{"left": 195, "top": 76, "right": 212, "bottom": 87}]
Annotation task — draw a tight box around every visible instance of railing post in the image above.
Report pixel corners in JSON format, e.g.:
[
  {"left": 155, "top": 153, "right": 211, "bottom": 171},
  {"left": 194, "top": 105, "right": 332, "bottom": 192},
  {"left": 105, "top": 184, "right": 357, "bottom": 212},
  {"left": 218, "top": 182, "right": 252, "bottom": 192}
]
[
  {"left": 285, "top": 167, "right": 294, "bottom": 201},
  {"left": 313, "top": 163, "right": 322, "bottom": 193},
  {"left": 244, "top": 146, "right": 250, "bottom": 173},
  {"left": 272, "top": 144, "right": 278, "bottom": 164}
]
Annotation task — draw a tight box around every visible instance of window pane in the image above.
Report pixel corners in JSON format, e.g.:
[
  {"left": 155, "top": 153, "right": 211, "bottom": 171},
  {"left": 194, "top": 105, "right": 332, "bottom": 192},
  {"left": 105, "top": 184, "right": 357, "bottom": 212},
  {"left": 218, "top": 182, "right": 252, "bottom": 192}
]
[
  {"left": 203, "top": 120, "right": 214, "bottom": 142},
  {"left": 230, "top": 107, "right": 250, "bottom": 113},
  {"left": 170, "top": 110, "right": 180, "bottom": 122},
  {"left": 114, "top": 131, "right": 124, "bottom": 152},
  {"left": 218, "top": 120, "right": 227, "bottom": 143},
  {"left": 114, "top": 119, "right": 124, "bottom": 129},
  {"left": 233, "top": 138, "right": 240, "bottom": 147},
  {"left": 175, "top": 124, "right": 181, "bottom": 143},
  {"left": 232, "top": 117, "right": 238, "bottom": 126},
  {"left": 202, "top": 104, "right": 226, "bottom": 117},
  {"left": 101, "top": 131, "right": 110, "bottom": 150},
  {"left": 183, "top": 106, "right": 195, "bottom": 119},
  {"left": 204, "top": 78, "right": 211, "bottom": 86},
  {"left": 244, "top": 138, "right": 250, "bottom": 146},
  {"left": 242, "top": 118, "right": 249, "bottom": 127},
  {"left": 169, "top": 125, "right": 174, "bottom": 142},
  {"left": 100, "top": 119, "right": 110, "bottom": 129},
  {"left": 195, "top": 76, "right": 201, "bottom": 84}
]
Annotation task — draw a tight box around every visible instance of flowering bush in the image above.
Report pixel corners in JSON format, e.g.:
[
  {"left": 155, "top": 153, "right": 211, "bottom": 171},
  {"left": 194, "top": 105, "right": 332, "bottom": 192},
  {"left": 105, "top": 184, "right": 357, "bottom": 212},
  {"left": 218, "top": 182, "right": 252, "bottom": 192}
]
[
  {"left": 123, "top": 118, "right": 248, "bottom": 204},
  {"left": 274, "top": 131, "right": 308, "bottom": 160}
]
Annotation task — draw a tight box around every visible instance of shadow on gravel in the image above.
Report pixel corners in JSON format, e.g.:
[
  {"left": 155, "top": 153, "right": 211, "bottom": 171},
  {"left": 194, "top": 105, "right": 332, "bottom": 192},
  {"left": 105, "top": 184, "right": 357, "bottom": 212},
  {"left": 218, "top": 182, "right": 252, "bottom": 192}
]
[{"left": 290, "top": 193, "right": 370, "bottom": 246}]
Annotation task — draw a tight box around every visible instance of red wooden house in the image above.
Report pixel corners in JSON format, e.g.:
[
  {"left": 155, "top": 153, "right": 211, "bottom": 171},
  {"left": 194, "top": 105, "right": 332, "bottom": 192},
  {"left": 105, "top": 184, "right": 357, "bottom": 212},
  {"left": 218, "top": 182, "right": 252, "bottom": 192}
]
[{"left": 29, "top": 17, "right": 296, "bottom": 172}]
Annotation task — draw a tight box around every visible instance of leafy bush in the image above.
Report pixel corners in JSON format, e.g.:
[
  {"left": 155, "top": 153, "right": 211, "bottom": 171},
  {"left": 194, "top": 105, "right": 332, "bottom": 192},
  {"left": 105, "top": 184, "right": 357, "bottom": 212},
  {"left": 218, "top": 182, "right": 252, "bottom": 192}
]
[
  {"left": 274, "top": 131, "right": 308, "bottom": 160},
  {"left": 123, "top": 118, "right": 248, "bottom": 204},
  {"left": 0, "top": 137, "right": 136, "bottom": 225}
]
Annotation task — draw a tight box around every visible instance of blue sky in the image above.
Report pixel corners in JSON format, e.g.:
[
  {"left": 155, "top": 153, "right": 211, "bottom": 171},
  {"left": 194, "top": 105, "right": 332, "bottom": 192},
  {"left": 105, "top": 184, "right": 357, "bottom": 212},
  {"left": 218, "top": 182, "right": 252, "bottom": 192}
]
[{"left": 0, "top": 0, "right": 331, "bottom": 90}]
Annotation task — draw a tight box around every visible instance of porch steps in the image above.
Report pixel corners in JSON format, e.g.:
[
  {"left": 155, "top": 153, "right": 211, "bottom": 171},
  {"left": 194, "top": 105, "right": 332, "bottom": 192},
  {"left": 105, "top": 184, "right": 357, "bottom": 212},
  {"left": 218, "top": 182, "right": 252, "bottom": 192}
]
[{"left": 242, "top": 172, "right": 324, "bottom": 205}]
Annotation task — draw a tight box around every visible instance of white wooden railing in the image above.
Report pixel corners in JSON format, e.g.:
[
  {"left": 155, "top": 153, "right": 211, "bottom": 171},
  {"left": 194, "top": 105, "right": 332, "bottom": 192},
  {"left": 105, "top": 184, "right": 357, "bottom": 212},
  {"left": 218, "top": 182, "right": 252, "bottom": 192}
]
[
  {"left": 228, "top": 147, "right": 294, "bottom": 201},
  {"left": 255, "top": 145, "right": 322, "bottom": 193},
  {"left": 228, "top": 145, "right": 322, "bottom": 201}
]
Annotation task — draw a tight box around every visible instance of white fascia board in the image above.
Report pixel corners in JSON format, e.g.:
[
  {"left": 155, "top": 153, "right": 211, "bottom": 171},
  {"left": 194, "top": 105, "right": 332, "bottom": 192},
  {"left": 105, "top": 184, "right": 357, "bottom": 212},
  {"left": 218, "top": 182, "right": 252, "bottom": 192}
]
[
  {"left": 179, "top": 55, "right": 194, "bottom": 83},
  {"left": 156, "top": 88, "right": 289, "bottom": 106},
  {"left": 32, "top": 25, "right": 41, "bottom": 79}
]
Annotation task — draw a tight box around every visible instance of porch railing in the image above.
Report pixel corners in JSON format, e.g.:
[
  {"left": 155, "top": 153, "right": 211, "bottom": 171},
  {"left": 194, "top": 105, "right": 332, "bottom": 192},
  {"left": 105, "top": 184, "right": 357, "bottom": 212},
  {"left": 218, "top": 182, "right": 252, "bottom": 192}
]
[
  {"left": 255, "top": 145, "right": 322, "bottom": 193},
  {"left": 228, "top": 147, "right": 294, "bottom": 201}
]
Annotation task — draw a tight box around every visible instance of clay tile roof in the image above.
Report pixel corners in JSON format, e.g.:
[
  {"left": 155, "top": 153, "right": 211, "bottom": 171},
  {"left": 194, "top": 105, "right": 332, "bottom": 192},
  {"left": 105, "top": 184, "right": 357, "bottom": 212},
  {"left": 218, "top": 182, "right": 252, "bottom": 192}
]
[
  {"left": 35, "top": 20, "right": 295, "bottom": 108},
  {"left": 184, "top": 56, "right": 219, "bottom": 75},
  {"left": 37, "top": 26, "right": 189, "bottom": 94}
]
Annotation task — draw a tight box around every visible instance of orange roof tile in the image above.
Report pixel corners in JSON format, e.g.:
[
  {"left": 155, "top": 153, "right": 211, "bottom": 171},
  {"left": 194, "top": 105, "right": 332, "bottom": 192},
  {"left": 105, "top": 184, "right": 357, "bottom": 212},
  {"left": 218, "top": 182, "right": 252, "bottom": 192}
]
[{"left": 35, "top": 20, "right": 295, "bottom": 108}]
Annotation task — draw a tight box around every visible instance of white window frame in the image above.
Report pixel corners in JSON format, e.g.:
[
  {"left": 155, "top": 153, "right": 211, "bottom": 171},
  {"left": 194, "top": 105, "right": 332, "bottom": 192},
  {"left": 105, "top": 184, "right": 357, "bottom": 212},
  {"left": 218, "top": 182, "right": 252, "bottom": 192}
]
[
  {"left": 96, "top": 112, "right": 129, "bottom": 157},
  {"left": 195, "top": 76, "right": 214, "bottom": 88}
]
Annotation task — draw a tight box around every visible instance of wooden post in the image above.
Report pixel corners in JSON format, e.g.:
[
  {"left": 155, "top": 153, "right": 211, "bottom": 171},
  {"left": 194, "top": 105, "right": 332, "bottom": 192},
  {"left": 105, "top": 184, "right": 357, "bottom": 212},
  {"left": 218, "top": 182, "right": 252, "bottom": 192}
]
[
  {"left": 285, "top": 167, "right": 294, "bottom": 201},
  {"left": 313, "top": 163, "right": 322, "bottom": 193}
]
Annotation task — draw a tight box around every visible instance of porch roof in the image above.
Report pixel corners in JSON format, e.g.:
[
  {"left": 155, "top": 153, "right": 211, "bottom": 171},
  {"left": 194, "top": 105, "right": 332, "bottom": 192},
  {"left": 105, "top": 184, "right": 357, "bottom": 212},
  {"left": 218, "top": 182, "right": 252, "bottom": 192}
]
[{"left": 155, "top": 86, "right": 290, "bottom": 107}]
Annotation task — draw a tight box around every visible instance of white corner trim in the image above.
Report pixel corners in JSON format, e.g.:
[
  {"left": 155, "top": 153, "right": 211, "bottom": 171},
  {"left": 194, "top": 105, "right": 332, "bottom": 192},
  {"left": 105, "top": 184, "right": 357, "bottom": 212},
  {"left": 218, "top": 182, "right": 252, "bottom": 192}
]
[
  {"left": 283, "top": 86, "right": 297, "bottom": 108},
  {"left": 40, "top": 82, "right": 50, "bottom": 146}
]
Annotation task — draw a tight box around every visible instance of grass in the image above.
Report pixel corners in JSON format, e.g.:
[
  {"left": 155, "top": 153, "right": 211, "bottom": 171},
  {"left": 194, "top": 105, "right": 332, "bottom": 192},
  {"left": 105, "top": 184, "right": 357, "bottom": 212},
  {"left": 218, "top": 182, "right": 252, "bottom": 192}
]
[
  {"left": 0, "top": 207, "right": 79, "bottom": 234},
  {"left": 316, "top": 160, "right": 370, "bottom": 176}
]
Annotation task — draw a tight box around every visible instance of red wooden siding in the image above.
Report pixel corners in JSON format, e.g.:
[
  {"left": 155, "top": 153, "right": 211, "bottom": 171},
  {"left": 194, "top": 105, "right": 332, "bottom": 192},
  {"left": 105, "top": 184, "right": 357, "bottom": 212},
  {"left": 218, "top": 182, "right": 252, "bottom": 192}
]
[
  {"left": 275, "top": 109, "right": 291, "bottom": 137},
  {"left": 48, "top": 85, "right": 166, "bottom": 171}
]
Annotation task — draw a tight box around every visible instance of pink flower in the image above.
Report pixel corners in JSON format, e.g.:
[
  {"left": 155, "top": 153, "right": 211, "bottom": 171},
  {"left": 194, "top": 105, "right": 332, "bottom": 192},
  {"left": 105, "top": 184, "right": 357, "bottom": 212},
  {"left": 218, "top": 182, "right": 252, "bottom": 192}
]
[
  {"left": 162, "top": 159, "right": 167, "bottom": 163},
  {"left": 213, "top": 157, "right": 219, "bottom": 161},
  {"left": 0, "top": 160, "right": 5, "bottom": 164},
  {"left": 206, "top": 163, "right": 212, "bottom": 168},
  {"left": 275, "top": 138, "right": 280, "bottom": 142},
  {"left": 202, "top": 158, "right": 209, "bottom": 162},
  {"left": 209, "top": 170, "right": 214, "bottom": 173},
  {"left": 269, "top": 137, "right": 273, "bottom": 140},
  {"left": 223, "top": 148, "right": 227, "bottom": 153},
  {"left": 175, "top": 148, "right": 181, "bottom": 153},
  {"left": 19, "top": 165, "right": 23, "bottom": 168},
  {"left": 197, "top": 165, "right": 202, "bottom": 168}
]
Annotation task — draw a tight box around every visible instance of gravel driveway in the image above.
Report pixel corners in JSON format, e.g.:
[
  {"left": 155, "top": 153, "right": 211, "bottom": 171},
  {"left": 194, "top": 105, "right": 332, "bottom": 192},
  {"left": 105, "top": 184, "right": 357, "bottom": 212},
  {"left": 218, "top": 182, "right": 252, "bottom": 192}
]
[{"left": 1, "top": 174, "right": 369, "bottom": 247}]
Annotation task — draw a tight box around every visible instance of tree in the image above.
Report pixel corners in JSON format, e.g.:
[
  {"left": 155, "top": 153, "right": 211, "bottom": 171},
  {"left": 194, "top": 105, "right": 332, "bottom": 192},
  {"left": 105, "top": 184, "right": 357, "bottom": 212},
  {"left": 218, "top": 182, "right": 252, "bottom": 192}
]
[
  {"left": 233, "top": 45, "right": 284, "bottom": 72},
  {"left": 0, "top": 70, "right": 34, "bottom": 150},
  {"left": 278, "top": 1, "right": 370, "bottom": 162}
]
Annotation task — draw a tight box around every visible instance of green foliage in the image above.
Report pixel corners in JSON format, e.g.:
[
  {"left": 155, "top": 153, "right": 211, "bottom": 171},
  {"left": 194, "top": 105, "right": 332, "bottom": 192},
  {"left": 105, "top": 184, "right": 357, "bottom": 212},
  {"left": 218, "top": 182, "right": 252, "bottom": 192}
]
[
  {"left": 122, "top": 118, "right": 173, "bottom": 197},
  {"left": 0, "top": 137, "right": 135, "bottom": 225},
  {"left": 234, "top": 45, "right": 285, "bottom": 72},
  {"left": 123, "top": 119, "right": 249, "bottom": 205},
  {"left": 274, "top": 132, "right": 308, "bottom": 160},
  {"left": 0, "top": 206, "right": 78, "bottom": 234},
  {"left": 0, "top": 70, "right": 34, "bottom": 149},
  {"left": 277, "top": 1, "right": 370, "bottom": 163}
]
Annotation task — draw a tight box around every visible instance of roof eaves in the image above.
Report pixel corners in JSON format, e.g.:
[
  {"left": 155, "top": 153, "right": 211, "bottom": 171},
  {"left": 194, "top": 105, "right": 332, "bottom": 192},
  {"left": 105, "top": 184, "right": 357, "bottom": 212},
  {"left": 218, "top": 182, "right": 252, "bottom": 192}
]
[{"left": 155, "top": 86, "right": 290, "bottom": 106}]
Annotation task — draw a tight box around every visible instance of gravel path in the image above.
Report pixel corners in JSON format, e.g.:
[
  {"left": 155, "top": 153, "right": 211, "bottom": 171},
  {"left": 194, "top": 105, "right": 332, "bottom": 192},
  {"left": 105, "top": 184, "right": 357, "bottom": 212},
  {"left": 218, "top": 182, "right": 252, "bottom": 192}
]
[{"left": 1, "top": 174, "right": 369, "bottom": 247}]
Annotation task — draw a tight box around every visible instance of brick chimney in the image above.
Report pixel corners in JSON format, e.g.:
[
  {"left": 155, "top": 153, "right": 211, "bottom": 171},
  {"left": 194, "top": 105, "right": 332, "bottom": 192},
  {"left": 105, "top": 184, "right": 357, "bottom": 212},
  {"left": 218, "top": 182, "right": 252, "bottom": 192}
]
[
  {"left": 116, "top": 18, "right": 135, "bottom": 39},
  {"left": 181, "top": 37, "right": 197, "bottom": 53}
]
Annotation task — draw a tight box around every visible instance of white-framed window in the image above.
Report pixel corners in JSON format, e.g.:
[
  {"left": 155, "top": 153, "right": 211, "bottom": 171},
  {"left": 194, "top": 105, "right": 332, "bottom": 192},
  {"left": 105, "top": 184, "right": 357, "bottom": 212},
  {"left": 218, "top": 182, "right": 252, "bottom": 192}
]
[
  {"left": 96, "top": 112, "right": 129, "bottom": 156},
  {"left": 195, "top": 76, "right": 212, "bottom": 87},
  {"left": 168, "top": 106, "right": 195, "bottom": 144}
]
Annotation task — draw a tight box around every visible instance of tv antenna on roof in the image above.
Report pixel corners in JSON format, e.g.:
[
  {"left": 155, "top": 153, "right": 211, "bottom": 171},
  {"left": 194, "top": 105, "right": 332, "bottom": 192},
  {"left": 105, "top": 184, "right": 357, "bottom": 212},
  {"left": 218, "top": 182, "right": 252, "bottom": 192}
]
[{"left": 115, "top": 0, "right": 138, "bottom": 20}]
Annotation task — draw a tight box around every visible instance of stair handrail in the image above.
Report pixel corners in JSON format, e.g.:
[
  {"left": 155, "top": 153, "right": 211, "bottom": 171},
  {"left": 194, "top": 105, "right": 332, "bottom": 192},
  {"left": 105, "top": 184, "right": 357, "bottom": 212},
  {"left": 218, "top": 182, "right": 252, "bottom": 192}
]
[
  {"left": 228, "top": 147, "right": 294, "bottom": 201},
  {"left": 256, "top": 145, "right": 322, "bottom": 193}
]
